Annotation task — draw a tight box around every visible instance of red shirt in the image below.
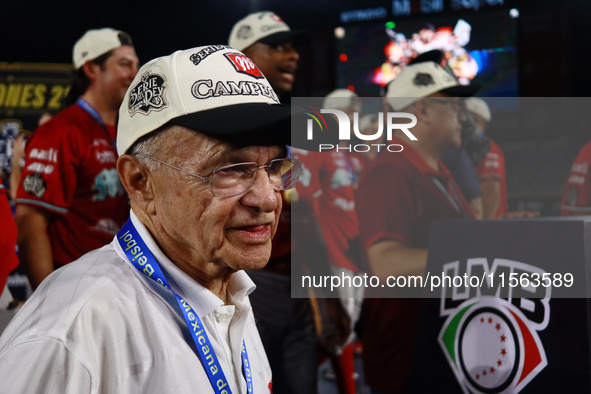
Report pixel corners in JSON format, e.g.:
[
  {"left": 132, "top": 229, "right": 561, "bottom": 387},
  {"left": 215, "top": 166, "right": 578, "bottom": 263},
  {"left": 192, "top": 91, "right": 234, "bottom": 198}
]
[
  {"left": 0, "top": 186, "right": 19, "bottom": 291},
  {"left": 292, "top": 148, "right": 360, "bottom": 273},
  {"left": 561, "top": 140, "right": 591, "bottom": 216},
  {"left": 475, "top": 138, "right": 508, "bottom": 218},
  {"left": 355, "top": 138, "right": 473, "bottom": 392},
  {"left": 16, "top": 104, "right": 129, "bottom": 267}
]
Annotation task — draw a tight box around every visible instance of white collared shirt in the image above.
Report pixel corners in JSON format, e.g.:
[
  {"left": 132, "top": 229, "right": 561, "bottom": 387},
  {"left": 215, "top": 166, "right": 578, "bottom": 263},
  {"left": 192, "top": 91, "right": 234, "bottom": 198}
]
[{"left": 0, "top": 211, "right": 272, "bottom": 393}]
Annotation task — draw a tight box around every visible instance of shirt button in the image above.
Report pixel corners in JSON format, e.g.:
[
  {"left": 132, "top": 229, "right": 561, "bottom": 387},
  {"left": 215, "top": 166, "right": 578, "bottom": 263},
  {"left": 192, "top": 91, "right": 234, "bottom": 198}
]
[{"left": 217, "top": 313, "right": 229, "bottom": 322}]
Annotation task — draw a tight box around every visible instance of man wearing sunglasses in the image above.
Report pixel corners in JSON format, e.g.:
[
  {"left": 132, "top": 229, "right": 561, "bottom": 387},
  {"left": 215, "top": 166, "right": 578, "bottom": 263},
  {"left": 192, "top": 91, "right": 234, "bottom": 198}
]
[
  {"left": 356, "top": 60, "right": 477, "bottom": 393},
  {"left": 0, "top": 46, "right": 301, "bottom": 393}
]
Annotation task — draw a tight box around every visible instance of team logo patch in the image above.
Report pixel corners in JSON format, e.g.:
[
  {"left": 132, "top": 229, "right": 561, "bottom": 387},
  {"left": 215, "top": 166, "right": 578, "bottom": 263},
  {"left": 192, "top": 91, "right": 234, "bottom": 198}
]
[
  {"left": 22, "top": 173, "right": 47, "bottom": 198},
  {"left": 224, "top": 53, "right": 264, "bottom": 79},
  {"left": 269, "top": 13, "right": 284, "bottom": 22},
  {"left": 128, "top": 71, "right": 168, "bottom": 116},
  {"left": 236, "top": 25, "right": 252, "bottom": 40},
  {"left": 189, "top": 45, "right": 227, "bottom": 66},
  {"left": 413, "top": 72, "right": 435, "bottom": 87}
]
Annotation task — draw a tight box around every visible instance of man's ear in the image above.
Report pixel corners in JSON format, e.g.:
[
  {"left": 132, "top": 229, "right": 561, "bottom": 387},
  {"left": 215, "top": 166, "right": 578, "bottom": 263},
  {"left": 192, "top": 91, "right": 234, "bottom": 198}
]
[
  {"left": 82, "top": 61, "right": 100, "bottom": 82},
  {"left": 117, "top": 155, "right": 154, "bottom": 211},
  {"left": 413, "top": 99, "right": 431, "bottom": 123}
]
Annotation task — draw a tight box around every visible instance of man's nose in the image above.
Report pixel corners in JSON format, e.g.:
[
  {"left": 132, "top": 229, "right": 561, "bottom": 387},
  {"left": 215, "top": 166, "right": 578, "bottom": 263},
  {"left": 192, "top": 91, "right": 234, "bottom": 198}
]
[
  {"left": 284, "top": 43, "right": 300, "bottom": 63},
  {"left": 241, "top": 169, "right": 279, "bottom": 212}
]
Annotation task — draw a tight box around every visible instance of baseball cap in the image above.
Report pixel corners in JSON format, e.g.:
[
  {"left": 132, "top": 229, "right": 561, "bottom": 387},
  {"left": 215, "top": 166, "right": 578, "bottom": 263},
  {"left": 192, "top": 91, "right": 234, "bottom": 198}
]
[
  {"left": 386, "top": 61, "right": 478, "bottom": 110},
  {"left": 117, "top": 45, "right": 295, "bottom": 155},
  {"left": 73, "top": 28, "right": 133, "bottom": 69},
  {"left": 322, "top": 89, "right": 362, "bottom": 111},
  {"left": 465, "top": 97, "right": 491, "bottom": 122},
  {"left": 228, "top": 11, "right": 307, "bottom": 52}
]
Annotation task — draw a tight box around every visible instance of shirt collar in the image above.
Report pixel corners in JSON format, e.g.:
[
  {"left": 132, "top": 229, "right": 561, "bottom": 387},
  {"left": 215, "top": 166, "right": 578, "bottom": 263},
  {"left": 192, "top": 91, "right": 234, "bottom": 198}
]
[
  {"left": 126, "top": 210, "right": 256, "bottom": 318},
  {"left": 392, "top": 137, "right": 453, "bottom": 180}
]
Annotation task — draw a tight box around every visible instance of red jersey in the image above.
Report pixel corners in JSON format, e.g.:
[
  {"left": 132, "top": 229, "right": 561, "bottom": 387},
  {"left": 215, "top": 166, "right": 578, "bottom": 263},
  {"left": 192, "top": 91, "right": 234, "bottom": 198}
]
[
  {"left": 355, "top": 138, "right": 474, "bottom": 392},
  {"left": 292, "top": 148, "right": 360, "bottom": 273},
  {"left": 0, "top": 186, "right": 19, "bottom": 291},
  {"left": 475, "top": 138, "right": 508, "bottom": 218},
  {"left": 561, "top": 140, "right": 591, "bottom": 216},
  {"left": 16, "top": 104, "right": 129, "bottom": 267}
]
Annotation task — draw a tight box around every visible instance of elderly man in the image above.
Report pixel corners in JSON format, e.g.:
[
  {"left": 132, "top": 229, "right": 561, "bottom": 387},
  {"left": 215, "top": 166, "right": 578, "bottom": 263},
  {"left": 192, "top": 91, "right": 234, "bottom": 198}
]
[
  {"left": 0, "top": 45, "right": 302, "bottom": 393},
  {"left": 356, "top": 60, "right": 477, "bottom": 392}
]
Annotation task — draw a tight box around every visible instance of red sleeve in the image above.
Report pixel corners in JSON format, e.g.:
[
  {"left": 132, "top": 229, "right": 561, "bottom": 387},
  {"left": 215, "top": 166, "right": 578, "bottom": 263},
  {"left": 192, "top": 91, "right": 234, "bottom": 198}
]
[
  {"left": 561, "top": 141, "right": 591, "bottom": 216},
  {"left": 356, "top": 162, "right": 416, "bottom": 251},
  {"left": 292, "top": 150, "right": 321, "bottom": 207},
  {"left": 476, "top": 140, "right": 503, "bottom": 181},
  {"left": 16, "top": 121, "right": 79, "bottom": 215},
  {"left": 0, "top": 188, "right": 19, "bottom": 290}
]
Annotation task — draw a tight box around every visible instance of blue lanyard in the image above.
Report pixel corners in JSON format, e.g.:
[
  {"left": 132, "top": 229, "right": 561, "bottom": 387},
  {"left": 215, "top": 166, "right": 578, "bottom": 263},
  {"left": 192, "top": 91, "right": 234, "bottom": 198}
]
[
  {"left": 76, "top": 98, "right": 117, "bottom": 152},
  {"left": 117, "top": 219, "right": 253, "bottom": 394}
]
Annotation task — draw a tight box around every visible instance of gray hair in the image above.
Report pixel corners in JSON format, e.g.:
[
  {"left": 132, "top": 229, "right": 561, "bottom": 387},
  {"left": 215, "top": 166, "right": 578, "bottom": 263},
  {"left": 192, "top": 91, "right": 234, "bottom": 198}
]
[{"left": 128, "top": 124, "right": 197, "bottom": 170}]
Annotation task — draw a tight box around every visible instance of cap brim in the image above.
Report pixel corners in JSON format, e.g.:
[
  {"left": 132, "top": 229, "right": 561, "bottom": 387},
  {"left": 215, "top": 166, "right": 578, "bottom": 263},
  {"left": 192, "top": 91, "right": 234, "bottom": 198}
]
[
  {"left": 442, "top": 84, "right": 480, "bottom": 97},
  {"left": 258, "top": 30, "right": 310, "bottom": 47},
  {"left": 170, "top": 103, "right": 293, "bottom": 147}
]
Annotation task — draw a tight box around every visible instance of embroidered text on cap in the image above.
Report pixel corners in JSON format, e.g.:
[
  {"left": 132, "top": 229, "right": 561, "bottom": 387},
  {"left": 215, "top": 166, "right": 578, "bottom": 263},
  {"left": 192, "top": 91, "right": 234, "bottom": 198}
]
[
  {"left": 190, "top": 45, "right": 228, "bottom": 66},
  {"left": 128, "top": 71, "right": 169, "bottom": 117}
]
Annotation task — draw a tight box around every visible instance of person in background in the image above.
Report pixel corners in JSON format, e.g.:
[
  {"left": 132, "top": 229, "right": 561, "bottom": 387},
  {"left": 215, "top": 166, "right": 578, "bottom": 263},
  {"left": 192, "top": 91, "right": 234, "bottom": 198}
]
[
  {"left": 228, "top": 11, "right": 306, "bottom": 101},
  {"left": 561, "top": 138, "right": 591, "bottom": 215},
  {"left": 323, "top": 89, "right": 367, "bottom": 180},
  {"left": 0, "top": 120, "right": 22, "bottom": 190},
  {"left": 407, "top": 50, "right": 485, "bottom": 219},
  {"left": 15, "top": 28, "right": 139, "bottom": 289},
  {"left": 356, "top": 59, "right": 477, "bottom": 393},
  {"left": 9, "top": 111, "right": 54, "bottom": 200},
  {"left": 291, "top": 88, "right": 364, "bottom": 394},
  {"left": 466, "top": 97, "right": 509, "bottom": 219},
  {"left": 0, "top": 184, "right": 19, "bottom": 302}
]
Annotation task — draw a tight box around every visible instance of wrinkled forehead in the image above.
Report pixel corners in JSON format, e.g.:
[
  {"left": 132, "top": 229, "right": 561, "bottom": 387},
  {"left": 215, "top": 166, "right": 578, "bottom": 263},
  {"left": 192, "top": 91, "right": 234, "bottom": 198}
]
[
  {"left": 222, "top": 144, "right": 287, "bottom": 164},
  {"left": 163, "top": 127, "right": 286, "bottom": 166}
]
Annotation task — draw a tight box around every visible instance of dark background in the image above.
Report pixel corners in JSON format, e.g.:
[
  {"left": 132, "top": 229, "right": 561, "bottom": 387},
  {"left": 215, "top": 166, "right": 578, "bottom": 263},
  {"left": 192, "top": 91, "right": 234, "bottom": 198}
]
[
  {"left": 3, "top": 0, "right": 591, "bottom": 214},
  {"left": 4, "top": 0, "right": 590, "bottom": 97}
]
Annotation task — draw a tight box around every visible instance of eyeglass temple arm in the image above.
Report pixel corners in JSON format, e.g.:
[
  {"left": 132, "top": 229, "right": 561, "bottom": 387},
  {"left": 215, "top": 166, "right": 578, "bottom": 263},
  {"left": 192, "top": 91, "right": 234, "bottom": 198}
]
[{"left": 135, "top": 153, "right": 210, "bottom": 183}]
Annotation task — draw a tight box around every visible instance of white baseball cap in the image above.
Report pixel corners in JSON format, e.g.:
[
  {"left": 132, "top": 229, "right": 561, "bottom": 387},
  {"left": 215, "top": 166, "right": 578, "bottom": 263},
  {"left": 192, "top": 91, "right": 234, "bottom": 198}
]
[
  {"left": 322, "top": 89, "right": 361, "bottom": 111},
  {"left": 73, "top": 28, "right": 133, "bottom": 69},
  {"left": 385, "top": 61, "right": 478, "bottom": 110},
  {"left": 228, "top": 11, "right": 307, "bottom": 52},
  {"left": 117, "top": 45, "right": 294, "bottom": 155},
  {"left": 465, "top": 97, "right": 491, "bottom": 122}
]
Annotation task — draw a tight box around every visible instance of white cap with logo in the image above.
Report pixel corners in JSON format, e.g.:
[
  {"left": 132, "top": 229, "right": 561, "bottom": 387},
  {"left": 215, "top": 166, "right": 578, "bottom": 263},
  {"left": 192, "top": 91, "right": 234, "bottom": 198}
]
[
  {"left": 73, "top": 27, "right": 133, "bottom": 69},
  {"left": 117, "top": 45, "right": 295, "bottom": 155},
  {"left": 465, "top": 97, "right": 491, "bottom": 122},
  {"left": 228, "top": 11, "right": 305, "bottom": 52},
  {"left": 322, "top": 89, "right": 361, "bottom": 111},
  {"left": 386, "top": 61, "right": 478, "bottom": 110}
]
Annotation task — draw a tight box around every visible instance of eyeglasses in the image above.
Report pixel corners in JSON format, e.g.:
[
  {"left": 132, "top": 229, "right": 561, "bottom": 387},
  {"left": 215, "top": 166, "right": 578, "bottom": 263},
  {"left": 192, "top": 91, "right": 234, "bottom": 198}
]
[
  {"left": 424, "top": 98, "right": 463, "bottom": 113},
  {"left": 136, "top": 153, "right": 303, "bottom": 197}
]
